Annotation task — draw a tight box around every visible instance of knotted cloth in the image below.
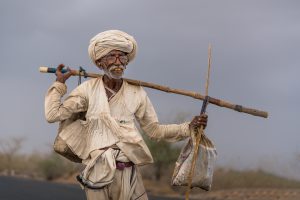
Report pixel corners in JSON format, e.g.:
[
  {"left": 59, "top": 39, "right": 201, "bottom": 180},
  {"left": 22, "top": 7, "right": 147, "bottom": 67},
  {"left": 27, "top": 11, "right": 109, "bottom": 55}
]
[{"left": 88, "top": 30, "right": 137, "bottom": 67}]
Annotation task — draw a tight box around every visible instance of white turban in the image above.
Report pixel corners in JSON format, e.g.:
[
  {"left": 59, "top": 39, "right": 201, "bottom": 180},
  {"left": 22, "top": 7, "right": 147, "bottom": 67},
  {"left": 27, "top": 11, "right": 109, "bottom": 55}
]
[{"left": 88, "top": 30, "right": 137, "bottom": 67}]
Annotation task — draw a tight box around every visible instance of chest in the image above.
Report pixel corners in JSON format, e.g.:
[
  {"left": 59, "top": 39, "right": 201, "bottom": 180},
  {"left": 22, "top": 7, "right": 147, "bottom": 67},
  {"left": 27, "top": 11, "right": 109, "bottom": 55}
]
[{"left": 108, "top": 88, "right": 141, "bottom": 121}]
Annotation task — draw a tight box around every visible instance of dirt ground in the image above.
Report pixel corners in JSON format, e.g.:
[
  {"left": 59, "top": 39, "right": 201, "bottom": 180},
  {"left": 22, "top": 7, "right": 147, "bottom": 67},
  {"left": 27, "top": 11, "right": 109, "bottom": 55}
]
[
  {"left": 143, "top": 179, "right": 300, "bottom": 200},
  {"left": 185, "top": 188, "right": 300, "bottom": 200}
]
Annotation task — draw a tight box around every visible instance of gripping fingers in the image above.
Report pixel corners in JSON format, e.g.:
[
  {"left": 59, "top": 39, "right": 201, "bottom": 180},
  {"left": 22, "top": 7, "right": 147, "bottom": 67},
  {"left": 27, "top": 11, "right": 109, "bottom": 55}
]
[
  {"left": 64, "top": 67, "right": 73, "bottom": 80},
  {"left": 55, "top": 64, "right": 73, "bottom": 83},
  {"left": 190, "top": 114, "right": 208, "bottom": 130},
  {"left": 55, "top": 64, "right": 65, "bottom": 77},
  {"left": 56, "top": 64, "right": 65, "bottom": 74}
]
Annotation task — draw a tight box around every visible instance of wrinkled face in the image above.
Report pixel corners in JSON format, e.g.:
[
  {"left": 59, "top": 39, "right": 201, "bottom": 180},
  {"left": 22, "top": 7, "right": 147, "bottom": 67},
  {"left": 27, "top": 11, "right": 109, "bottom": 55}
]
[{"left": 96, "top": 50, "right": 129, "bottom": 79}]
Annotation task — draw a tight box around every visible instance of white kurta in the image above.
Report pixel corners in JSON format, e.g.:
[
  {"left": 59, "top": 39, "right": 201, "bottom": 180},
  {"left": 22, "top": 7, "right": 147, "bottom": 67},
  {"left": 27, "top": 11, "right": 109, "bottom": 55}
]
[{"left": 45, "top": 77, "right": 191, "bottom": 197}]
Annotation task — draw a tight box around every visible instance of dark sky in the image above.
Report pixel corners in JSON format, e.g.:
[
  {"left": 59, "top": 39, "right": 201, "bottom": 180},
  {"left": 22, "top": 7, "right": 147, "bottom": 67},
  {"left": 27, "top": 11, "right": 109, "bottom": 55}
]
[{"left": 0, "top": 1, "right": 299, "bottom": 179}]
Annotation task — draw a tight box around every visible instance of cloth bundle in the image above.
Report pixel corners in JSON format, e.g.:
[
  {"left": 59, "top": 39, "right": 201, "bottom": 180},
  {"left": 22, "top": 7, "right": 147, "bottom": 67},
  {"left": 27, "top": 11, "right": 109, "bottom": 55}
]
[
  {"left": 172, "top": 130, "right": 217, "bottom": 191},
  {"left": 53, "top": 112, "right": 86, "bottom": 163}
]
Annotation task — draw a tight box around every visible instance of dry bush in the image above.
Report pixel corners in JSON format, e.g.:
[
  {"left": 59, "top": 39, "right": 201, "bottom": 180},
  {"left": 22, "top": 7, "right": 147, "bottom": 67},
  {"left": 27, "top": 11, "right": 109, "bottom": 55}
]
[
  {"left": 0, "top": 137, "right": 80, "bottom": 180},
  {"left": 36, "top": 152, "right": 80, "bottom": 180},
  {"left": 0, "top": 137, "right": 25, "bottom": 175},
  {"left": 212, "top": 168, "right": 300, "bottom": 190}
]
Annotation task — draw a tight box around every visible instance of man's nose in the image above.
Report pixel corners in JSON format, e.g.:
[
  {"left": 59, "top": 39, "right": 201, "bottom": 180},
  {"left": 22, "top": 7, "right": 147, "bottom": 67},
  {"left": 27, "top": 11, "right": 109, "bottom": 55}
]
[{"left": 114, "top": 57, "right": 122, "bottom": 65}]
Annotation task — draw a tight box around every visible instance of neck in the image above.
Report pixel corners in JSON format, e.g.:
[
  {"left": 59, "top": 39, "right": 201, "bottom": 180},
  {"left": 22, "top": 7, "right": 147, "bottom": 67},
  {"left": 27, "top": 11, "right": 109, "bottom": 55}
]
[{"left": 103, "top": 74, "right": 123, "bottom": 90}]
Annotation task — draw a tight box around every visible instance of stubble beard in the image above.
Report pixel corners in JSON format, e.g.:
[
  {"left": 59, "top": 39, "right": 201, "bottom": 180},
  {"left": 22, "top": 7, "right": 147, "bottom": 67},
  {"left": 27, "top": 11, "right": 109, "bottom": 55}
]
[{"left": 103, "top": 65, "right": 126, "bottom": 80}]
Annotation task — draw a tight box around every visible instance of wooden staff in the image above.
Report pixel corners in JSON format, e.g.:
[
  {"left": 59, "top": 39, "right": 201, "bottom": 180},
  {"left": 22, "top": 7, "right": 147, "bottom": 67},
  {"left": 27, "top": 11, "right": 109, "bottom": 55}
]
[
  {"left": 39, "top": 66, "right": 268, "bottom": 118},
  {"left": 185, "top": 44, "right": 212, "bottom": 200}
]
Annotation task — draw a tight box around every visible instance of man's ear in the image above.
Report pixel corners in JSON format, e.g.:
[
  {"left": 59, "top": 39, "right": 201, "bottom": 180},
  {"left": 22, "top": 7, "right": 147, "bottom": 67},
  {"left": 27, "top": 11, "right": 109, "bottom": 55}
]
[{"left": 96, "top": 60, "right": 103, "bottom": 69}]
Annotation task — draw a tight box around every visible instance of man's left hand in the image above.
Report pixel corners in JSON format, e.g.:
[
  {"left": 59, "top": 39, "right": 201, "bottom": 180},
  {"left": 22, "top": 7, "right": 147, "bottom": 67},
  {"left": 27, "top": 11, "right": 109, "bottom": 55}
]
[{"left": 189, "top": 114, "right": 208, "bottom": 130}]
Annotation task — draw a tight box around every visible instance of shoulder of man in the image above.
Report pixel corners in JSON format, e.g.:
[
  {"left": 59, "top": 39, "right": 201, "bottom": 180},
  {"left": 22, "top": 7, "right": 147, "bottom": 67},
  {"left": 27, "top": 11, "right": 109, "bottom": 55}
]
[
  {"left": 78, "top": 76, "right": 102, "bottom": 88},
  {"left": 124, "top": 80, "right": 148, "bottom": 97},
  {"left": 68, "top": 77, "right": 102, "bottom": 96}
]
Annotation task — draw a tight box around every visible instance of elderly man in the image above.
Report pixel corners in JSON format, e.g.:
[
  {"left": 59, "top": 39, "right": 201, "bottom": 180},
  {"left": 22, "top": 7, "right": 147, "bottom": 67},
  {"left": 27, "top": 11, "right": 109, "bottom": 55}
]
[{"left": 45, "top": 30, "right": 207, "bottom": 200}]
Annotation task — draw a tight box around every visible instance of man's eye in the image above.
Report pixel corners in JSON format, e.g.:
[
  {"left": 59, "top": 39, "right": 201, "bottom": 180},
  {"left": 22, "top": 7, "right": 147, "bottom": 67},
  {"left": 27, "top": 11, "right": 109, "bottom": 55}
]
[{"left": 107, "top": 56, "right": 114, "bottom": 59}]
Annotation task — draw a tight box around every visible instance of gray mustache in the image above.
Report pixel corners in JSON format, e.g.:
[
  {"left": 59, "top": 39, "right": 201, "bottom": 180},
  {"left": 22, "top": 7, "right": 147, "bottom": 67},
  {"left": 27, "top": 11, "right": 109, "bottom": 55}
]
[{"left": 109, "top": 65, "right": 126, "bottom": 71}]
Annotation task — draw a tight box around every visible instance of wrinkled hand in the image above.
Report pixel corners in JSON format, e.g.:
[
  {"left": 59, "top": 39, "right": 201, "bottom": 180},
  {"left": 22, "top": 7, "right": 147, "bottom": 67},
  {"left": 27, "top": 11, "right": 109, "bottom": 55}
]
[
  {"left": 189, "top": 114, "right": 208, "bottom": 130},
  {"left": 55, "top": 64, "right": 74, "bottom": 84}
]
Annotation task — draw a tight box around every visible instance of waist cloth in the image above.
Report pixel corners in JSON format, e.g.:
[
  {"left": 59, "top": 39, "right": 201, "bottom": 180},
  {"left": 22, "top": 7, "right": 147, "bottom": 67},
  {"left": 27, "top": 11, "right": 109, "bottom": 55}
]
[{"left": 77, "top": 146, "right": 135, "bottom": 189}]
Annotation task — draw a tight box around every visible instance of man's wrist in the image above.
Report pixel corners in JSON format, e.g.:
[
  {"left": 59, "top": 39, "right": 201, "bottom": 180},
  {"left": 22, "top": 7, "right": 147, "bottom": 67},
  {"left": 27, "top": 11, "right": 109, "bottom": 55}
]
[
  {"left": 55, "top": 78, "right": 65, "bottom": 84},
  {"left": 182, "top": 122, "right": 192, "bottom": 137}
]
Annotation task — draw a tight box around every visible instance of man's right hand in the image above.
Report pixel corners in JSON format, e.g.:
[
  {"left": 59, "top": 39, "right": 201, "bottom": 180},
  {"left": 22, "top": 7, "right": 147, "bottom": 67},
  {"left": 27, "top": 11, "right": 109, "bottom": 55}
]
[{"left": 55, "top": 64, "right": 73, "bottom": 84}]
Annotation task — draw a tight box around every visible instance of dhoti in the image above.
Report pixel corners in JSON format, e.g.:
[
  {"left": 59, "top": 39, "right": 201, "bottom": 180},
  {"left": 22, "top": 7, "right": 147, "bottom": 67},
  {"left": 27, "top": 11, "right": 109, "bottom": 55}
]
[{"left": 84, "top": 165, "right": 148, "bottom": 200}]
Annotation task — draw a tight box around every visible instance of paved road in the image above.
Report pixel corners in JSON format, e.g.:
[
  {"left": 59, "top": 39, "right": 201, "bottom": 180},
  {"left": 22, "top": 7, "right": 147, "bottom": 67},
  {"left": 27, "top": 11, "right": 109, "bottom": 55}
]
[
  {"left": 0, "top": 176, "right": 183, "bottom": 200},
  {"left": 2, "top": 176, "right": 299, "bottom": 200}
]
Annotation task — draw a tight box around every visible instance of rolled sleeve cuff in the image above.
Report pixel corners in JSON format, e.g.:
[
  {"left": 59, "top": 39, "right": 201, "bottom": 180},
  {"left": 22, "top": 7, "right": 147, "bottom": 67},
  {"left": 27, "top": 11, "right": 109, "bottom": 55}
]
[
  {"left": 181, "top": 122, "right": 191, "bottom": 137},
  {"left": 52, "top": 81, "right": 67, "bottom": 96}
]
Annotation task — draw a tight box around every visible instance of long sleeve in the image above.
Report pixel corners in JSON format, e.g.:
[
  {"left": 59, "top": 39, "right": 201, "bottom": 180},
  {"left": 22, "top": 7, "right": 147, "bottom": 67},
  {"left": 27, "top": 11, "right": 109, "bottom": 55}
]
[
  {"left": 45, "top": 81, "right": 88, "bottom": 123},
  {"left": 135, "top": 88, "right": 191, "bottom": 142}
]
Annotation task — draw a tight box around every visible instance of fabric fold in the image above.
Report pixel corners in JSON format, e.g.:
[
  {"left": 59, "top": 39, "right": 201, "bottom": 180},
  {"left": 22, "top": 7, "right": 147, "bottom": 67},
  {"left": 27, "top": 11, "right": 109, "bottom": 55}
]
[{"left": 58, "top": 78, "right": 122, "bottom": 160}]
